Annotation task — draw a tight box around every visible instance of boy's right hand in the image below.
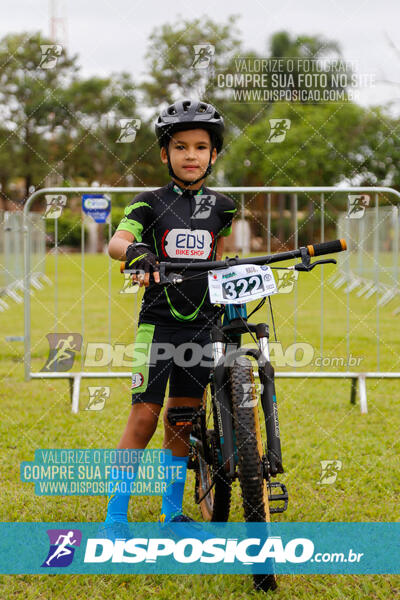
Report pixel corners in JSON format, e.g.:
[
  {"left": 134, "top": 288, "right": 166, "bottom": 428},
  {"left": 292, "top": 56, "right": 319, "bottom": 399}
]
[{"left": 125, "top": 242, "right": 160, "bottom": 287}]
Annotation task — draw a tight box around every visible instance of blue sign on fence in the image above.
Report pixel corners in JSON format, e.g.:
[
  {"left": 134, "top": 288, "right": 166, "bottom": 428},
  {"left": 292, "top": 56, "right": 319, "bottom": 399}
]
[{"left": 82, "top": 194, "right": 111, "bottom": 223}]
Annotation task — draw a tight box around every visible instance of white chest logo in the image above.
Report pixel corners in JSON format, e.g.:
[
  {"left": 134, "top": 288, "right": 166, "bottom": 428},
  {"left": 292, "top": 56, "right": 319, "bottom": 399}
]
[{"left": 163, "top": 229, "right": 213, "bottom": 259}]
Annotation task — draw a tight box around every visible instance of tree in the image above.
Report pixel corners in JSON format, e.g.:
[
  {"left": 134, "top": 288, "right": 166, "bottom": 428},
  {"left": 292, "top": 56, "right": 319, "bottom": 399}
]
[
  {"left": 0, "top": 32, "right": 78, "bottom": 200},
  {"left": 57, "top": 72, "right": 140, "bottom": 186},
  {"left": 142, "top": 15, "right": 242, "bottom": 105},
  {"left": 224, "top": 102, "right": 371, "bottom": 187},
  {"left": 141, "top": 16, "right": 268, "bottom": 137},
  {"left": 223, "top": 101, "right": 380, "bottom": 245},
  {"left": 269, "top": 30, "right": 341, "bottom": 59},
  {"left": 345, "top": 106, "right": 400, "bottom": 189}
]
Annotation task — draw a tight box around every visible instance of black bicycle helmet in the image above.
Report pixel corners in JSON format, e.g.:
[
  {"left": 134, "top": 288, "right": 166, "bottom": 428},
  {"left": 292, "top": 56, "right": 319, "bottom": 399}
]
[{"left": 155, "top": 99, "right": 224, "bottom": 153}]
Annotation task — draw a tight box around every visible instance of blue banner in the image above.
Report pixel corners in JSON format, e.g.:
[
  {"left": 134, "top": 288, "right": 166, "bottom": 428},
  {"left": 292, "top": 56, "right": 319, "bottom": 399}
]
[
  {"left": 1, "top": 522, "right": 399, "bottom": 574},
  {"left": 82, "top": 194, "right": 111, "bottom": 223}
]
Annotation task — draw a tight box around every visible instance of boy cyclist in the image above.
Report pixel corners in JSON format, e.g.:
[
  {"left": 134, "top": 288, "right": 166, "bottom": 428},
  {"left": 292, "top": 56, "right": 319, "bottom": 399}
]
[{"left": 106, "top": 99, "right": 236, "bottom": 527}]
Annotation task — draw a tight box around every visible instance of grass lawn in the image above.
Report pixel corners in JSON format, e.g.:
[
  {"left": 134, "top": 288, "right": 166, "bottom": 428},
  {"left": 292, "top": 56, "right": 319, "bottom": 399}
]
[{"left": 1, "top": 253, "right": 399, "bottom": 598}]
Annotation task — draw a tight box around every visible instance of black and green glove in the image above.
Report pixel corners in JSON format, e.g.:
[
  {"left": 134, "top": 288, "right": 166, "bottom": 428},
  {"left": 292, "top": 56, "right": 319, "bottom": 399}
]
[{"left": 125, "top": 242, "right": 159, "bottom": 275}]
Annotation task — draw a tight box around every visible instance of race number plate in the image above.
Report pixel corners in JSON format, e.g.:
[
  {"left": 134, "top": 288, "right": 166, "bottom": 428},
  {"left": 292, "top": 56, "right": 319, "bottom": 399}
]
[{"left": 208, "top": 264, "right": 277, "bottom": 304}]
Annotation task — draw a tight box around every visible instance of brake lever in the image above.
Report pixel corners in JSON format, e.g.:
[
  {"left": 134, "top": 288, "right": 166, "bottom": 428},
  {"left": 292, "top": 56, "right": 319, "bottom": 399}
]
[
  {"left": 295, "top": 258, "right": 336, "bottom": 272},
  {"left": 158, "top": 263, "right": 183, "bottom": 285},
  {"left": 294, "top": 247, "right": 336, "bottom": 271}
]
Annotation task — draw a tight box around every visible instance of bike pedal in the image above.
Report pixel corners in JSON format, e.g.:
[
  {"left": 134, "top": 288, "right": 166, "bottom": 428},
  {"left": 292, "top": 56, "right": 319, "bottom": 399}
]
[
  {"left": 166, "top": 406, "right": 201, "bottom": 426},
  {"left": 268, "top": 481, "right": 289, "bottom": 514}
]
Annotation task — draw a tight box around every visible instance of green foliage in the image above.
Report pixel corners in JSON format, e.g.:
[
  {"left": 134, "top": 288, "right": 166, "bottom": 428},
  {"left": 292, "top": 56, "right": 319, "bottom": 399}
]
[
  {"left": 346, "top": 105, "right": 400, "bottom": 188},
  {"left": 269, "top": 30, "right": 341, "bottom": 59},
  {"left": 44, "top": 209, "right": 86, "bottom": 248},
  {"left": 0, "top": 32, "right": 78, "bottom": 199},
  {"left": 43, "top": 204, "right": 133, "bottom": 248},
  {"left": 224, "top": 102, "right": 379, "bottom": 187},
  {"left": 0, "top": 24, "right": 398, "bottom": 213},
  {"left": 141, "top": 15, "right": 267, "bottom": 138},
  {"left": 111, "top": 205, "right": 125, "bottom": 233},
  {"left": 141, "top": 15, "right": 242, "bottom": 105},
  {"left": 58, "top": 72, "right": 148, "bottom": 186},
  {"left": 0, "top": 31, "right": 160, "bottom": 200}
]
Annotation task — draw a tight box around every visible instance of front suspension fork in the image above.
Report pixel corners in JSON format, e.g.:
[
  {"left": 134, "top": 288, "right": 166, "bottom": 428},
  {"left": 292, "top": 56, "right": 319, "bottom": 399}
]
[
  {"left": 210, "top": 312, "right": 284, "bottom": 479},
  {"left": 257, "top": 325, "right": 284, "bottom": 476}
]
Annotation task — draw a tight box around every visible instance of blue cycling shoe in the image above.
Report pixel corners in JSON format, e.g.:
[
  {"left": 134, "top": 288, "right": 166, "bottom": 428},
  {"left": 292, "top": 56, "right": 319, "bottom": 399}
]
[
  {"left": 169, "top": 512, "right": 196, "bottom": 523},
  {"left": 159, "top": 512, "right": 210, "bottom": 541},
  {"left": 97, "top": 517, "right": 132, "bottom": 542}
]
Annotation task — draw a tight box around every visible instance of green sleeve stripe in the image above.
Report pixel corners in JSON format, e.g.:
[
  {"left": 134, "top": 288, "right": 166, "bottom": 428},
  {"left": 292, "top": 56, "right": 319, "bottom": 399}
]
[
  {"left": 224, "top": 209, "right": 237, "bottom": 213},
  {"left": 124, "top": 201, "right": 151, "bottom": 217},
  {"left": 219, "top": 224, "right": 232, "bottom": 237},
  {"left": 116, "top": 218, "right": 143, "bottom": 242}
]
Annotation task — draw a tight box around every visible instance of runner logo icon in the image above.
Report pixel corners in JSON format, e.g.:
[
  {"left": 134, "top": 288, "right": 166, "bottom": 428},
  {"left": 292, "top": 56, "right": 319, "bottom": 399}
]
[
  {"left": 192, "top": 195, "right": 216, "bottom": 219},
  {"left": 41, "top": 333, "right": 83, "bottom": 372},
  {"left": 41, "top": 529, "right": 82, "bottom": 568}
]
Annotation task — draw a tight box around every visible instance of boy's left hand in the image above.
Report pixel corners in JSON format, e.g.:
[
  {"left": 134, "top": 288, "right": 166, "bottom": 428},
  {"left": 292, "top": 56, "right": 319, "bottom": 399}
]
[{"left": 125, "top": 242, "right": 160, "bottom": 287}]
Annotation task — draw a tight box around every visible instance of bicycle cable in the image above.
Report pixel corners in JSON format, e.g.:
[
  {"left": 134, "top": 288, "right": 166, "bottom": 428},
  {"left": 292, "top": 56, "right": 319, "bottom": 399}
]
[
  {"left": 247, "top": 296, "right": 266, "bottom": 318},
  {"left": 233, "top": 304, "right": 258, "bottom": 346},
  {"left": 157, "top": 263, "right": 294, "bottom": 287},
  {"left": 268, "top": 296, "right": 278, "bottom": 342},
  {"left": 159, "top": 271, "right": 209, "bottom": 286}
]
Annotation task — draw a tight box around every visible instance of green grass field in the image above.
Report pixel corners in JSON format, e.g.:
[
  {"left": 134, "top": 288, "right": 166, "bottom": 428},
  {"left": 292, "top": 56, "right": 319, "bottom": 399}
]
[{"left": 1, "top": 253, "right": 400, "bottom": 599}]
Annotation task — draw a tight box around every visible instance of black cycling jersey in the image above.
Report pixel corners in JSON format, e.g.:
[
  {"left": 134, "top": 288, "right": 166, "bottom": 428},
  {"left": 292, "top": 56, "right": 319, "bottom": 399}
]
[{"left": 117, "top": 181, "right": 236, "bottom": 326}]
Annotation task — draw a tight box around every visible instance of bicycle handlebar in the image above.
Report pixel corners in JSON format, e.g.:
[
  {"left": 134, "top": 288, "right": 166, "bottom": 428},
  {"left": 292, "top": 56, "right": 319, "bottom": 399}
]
[
  {"left": 120, "top": 239, "right": 347, "bottom": 274},
  {"left": 159, "top": 238, "right": 347, "bottom": 272}
]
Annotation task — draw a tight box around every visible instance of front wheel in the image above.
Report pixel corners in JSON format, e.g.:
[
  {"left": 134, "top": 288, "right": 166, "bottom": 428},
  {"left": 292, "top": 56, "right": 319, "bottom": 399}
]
[
  {"left": 230, "top": 356, "right": 277, "bottom": 593},
  {"left": 193, "top": 383, "right": 232, "bottom": 522}
]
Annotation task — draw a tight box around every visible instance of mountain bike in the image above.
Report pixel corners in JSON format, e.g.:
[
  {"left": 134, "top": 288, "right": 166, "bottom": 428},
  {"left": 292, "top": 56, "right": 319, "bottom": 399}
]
[{"left": 123, "top": 238, "right": 347, "bottom": 593}]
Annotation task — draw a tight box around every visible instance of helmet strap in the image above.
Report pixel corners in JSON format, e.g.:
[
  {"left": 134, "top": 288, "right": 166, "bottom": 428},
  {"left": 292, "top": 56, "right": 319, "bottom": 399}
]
[{"left": 165, "top": 144, "right": 214, "bottom": 187}]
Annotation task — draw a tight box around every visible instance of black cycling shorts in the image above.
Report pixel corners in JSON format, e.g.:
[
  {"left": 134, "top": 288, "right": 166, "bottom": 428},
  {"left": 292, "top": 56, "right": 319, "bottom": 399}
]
[{"left": 130, "top": 323, "right": 213, "bottom": 405}]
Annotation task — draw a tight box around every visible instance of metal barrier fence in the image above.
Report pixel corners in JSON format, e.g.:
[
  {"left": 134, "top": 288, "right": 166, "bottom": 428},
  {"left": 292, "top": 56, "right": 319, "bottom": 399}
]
[
  {"left": 335, "top": 205, "right": 400, "bottom": 311},
  {"left": 0, "top": 210, "right": 47, "bottom": 312},
  {"left": 23, "top": 186, "right": 400, "bottom": 413}
]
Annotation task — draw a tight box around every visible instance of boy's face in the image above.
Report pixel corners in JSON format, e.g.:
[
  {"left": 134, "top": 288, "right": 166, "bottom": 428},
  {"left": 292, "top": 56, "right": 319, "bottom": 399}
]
[{"left": 160, "top": 128, "right": 217, "bottom": 188}]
